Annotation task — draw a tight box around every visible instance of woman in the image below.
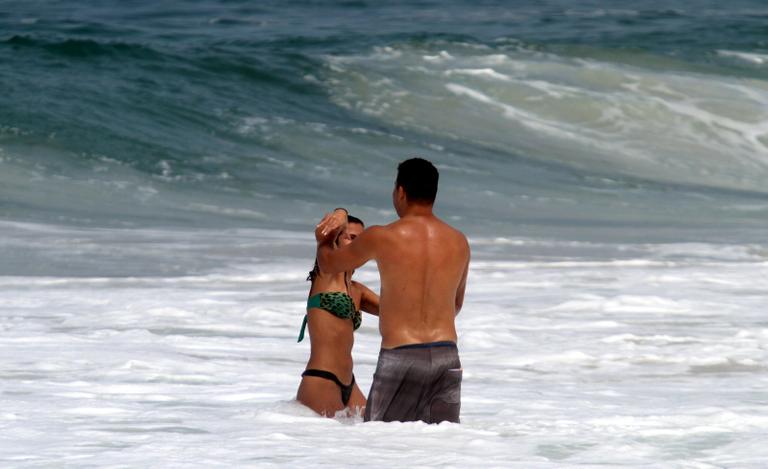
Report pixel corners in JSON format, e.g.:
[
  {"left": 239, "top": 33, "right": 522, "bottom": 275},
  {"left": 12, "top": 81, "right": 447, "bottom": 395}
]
[{"left": 296, "top": 208, "right": 379, "bottom": 417}]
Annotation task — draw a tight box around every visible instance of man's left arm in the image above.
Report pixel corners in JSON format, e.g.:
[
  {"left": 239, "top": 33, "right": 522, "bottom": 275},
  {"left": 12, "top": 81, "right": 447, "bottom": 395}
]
[{"left": 455, "top": 245, "right": 470, "bottom": 315}]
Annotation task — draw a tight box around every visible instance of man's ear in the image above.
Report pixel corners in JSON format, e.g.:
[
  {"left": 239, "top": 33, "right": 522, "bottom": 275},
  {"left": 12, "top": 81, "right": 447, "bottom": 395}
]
[{"left": 396, "top": 185, "right": 407, "bottom": 202}]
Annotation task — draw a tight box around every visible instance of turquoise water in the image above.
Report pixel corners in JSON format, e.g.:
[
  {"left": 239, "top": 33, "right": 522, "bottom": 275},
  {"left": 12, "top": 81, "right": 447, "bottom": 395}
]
[
  {"left": 2, "top": 4, "right": 768, "bottom": 466},
  {"left": 2, "top": 1, "right": 768, "bottom": 238}
]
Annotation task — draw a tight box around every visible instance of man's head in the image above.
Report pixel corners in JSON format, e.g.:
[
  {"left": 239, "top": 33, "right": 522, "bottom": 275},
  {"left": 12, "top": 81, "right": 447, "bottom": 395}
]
[{"left": 393, "top": 158, "right": 439, "bottom": 215}]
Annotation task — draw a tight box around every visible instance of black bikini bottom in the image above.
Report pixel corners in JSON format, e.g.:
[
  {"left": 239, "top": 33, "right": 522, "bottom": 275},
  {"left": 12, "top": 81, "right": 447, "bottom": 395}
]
[{"left": 302, "top": 369, "right": 356, "bottom": 406}]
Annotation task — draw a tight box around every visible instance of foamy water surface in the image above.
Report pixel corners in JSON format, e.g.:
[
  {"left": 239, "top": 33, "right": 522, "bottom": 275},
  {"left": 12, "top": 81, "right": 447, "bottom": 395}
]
[
  {"left": 3, "top": 1, "right": 768, "bottom": 466},
  {"left": 1, "top": 225, "right": 766, "bottom": 467}
]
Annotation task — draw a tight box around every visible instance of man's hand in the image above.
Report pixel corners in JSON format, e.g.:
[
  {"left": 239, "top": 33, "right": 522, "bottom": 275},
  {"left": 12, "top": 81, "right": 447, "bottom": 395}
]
[{"left": 314, "top": 208, "right": 347, "bottom": 243}]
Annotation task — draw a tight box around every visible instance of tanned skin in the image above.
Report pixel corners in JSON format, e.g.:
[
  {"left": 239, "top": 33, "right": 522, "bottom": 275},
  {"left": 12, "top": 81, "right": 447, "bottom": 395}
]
[
  {"left": 315, "top": 187, "right": 469, "bottom": 349},
  {"left": 297, "top": 216, "right": 379, "bottom": 417}
]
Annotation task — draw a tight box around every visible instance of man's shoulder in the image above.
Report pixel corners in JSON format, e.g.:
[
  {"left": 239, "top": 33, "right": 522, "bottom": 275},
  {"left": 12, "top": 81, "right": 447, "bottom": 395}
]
[
  {"left": 358, "top": 224, "right": 389, "bottom": 245},
  {"left": 435, "top": 218, "right": 468, "bottom": 242},
  {"left": 363, "top": 224, "right": 388, "bottom": 235},
  {"left": 438, "top": 220, "right": 470, "bottom": 257},
  {"left": 376, "top": 219, "right": 412, "bottom": 235},
  {"left": 394, "top": 217, "right": 467, "bottom": 245},
  {"left": 450, "top": 226, "right": 470, "bottom": 252}
]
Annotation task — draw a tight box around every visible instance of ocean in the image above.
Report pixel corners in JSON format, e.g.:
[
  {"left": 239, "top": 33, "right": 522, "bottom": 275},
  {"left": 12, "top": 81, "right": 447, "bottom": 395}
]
[{"left": 1, "top": 1, "right": 767, "bottom": 467}]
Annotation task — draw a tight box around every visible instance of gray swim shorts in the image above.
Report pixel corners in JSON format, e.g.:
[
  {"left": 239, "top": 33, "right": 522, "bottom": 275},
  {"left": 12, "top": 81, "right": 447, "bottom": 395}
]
[{"left": 364, "top": 341, "right": 462, "bottom": 424}]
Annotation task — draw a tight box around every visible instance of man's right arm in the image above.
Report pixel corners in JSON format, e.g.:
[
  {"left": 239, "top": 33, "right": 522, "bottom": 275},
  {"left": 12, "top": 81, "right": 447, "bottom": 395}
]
[{"left": 317, "top": 225, "right": 384, "bottom": 274}]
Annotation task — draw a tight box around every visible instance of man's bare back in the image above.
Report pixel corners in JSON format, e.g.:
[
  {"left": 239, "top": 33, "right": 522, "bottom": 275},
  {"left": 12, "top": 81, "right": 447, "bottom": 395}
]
[
  {"left": 315, "top": 196, "right": 469, "bottom": 349},
  {"left": 366, "top": 211, "right": 468, "bottom": 348},
  {"left": 315, "top": 158, "right": 469, "bottom": 423}
]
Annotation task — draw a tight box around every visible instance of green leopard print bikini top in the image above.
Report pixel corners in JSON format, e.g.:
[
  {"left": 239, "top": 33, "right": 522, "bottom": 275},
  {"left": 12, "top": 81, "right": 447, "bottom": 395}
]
[{"left": 297, "top": 291, "right": 362, "bottom": 342}]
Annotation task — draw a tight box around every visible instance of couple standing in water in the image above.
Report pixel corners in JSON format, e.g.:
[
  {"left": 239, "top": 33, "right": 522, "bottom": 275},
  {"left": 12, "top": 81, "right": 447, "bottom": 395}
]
[{"left": 296, "top": 158, "right": 471, "bottom": 423}]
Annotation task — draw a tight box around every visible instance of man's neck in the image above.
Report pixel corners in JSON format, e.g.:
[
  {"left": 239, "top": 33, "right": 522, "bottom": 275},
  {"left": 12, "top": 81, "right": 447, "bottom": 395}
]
[{"left": 399, "top": 203, "right": 434, "bottom": 218}]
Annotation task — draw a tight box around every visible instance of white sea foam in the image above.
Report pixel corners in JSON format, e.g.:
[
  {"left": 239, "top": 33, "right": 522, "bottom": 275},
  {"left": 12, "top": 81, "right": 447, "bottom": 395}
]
[
  {"left": 445, "top": 68, "right": 512, "bottom": 81},
  {"left": 717, "top": 50, "right": 768, "bottom": 65},
  {"left": 1, "top": 226, "right": 766, "bottom": 466}
]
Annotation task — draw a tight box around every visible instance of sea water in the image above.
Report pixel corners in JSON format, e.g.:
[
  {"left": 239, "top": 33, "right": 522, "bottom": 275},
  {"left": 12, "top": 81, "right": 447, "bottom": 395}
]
[{"left": 1, "top": 1, "right": 767, "bottom": 467}]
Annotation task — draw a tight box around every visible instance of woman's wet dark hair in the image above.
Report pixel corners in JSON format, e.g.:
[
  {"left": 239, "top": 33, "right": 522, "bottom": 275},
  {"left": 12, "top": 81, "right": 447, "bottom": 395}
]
[
  {"left": 347, "top": 215, "right": 364, "bottom": 228},
  {"left": 307, "top": 259, "right": 320, "bottom": 283},
  {"left": 307, "top": 214, "right": 364, "bottom": 282}
]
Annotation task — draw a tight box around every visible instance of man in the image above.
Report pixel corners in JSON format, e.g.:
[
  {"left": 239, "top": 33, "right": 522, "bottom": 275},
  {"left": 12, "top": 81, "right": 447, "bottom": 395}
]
[{"left": 315, "top": 158, "right": 470, "bottom": 423}]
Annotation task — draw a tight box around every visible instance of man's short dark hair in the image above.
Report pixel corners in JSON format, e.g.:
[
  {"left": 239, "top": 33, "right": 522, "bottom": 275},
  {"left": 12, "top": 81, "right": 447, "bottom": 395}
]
[
  {"left": 396, "top": 158, "right": 438, "bottom": 204},
  {"left": 347, "top": 215, "right": 364, "bottom": 227}
]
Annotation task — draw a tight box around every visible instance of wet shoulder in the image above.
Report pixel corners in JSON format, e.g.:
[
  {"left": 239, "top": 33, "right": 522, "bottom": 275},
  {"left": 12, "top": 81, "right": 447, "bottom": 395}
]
[
  {"left": 384, "top": 216, "right": 464, "bottom": 241},
  {"left": 361, "top": 224, "right": 389, "bottom": 241},
  {"left": 434, "top": 217, "right": 469, "bottom": 244}
]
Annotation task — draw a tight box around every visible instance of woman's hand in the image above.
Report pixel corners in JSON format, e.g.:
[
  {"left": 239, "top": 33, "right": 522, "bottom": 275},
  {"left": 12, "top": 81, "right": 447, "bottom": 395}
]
[{"left": 314, "top": 208, "right": 348, "bottom": 243}]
